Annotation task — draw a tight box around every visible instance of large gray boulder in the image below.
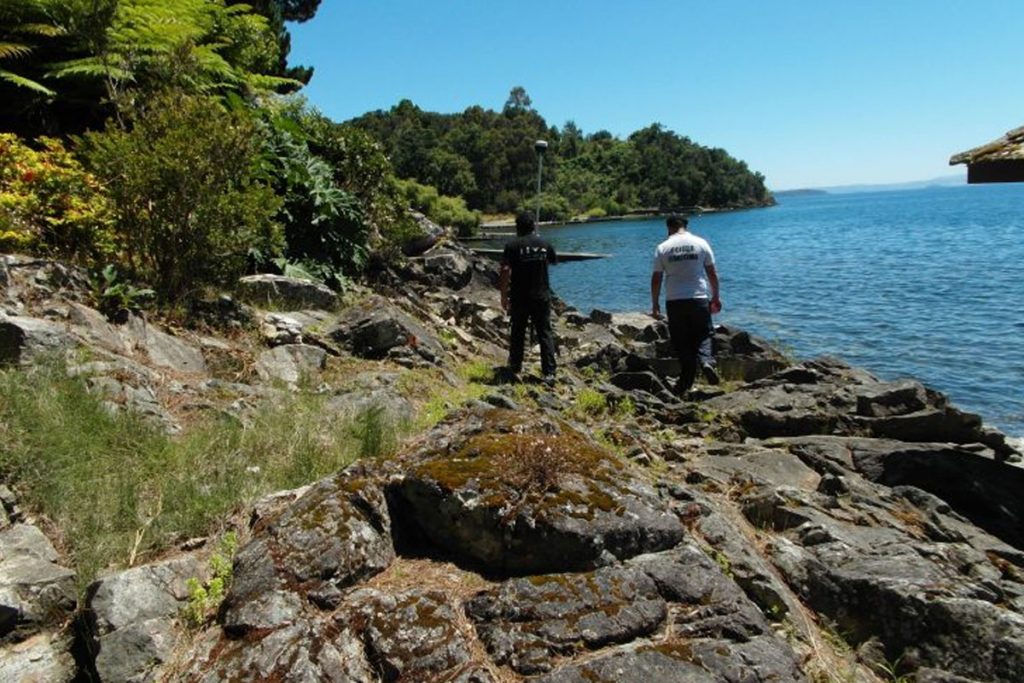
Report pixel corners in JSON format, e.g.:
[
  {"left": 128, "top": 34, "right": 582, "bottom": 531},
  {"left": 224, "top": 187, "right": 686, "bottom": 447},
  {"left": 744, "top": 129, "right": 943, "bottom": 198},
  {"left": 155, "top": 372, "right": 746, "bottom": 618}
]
[
  {"left": 387, "top": 409, "right": 684, "bottom": 575},
  {"left": 780, "top": 435, "right": 1024, "bottom": 551},
  {"left": 0, "top": 524, "right": 76, "bottom": 642},
  {"left": 628, "top": 544, "right": 775, "bottom": 641},
  {"left": 0, "top": 632, "right": 76, "bottom": 682},
  {"left": 770, "top": 529, "right": 1024, "bottom": 683},
  {"left": 466, "top": 565, "right": 667, "bottom": 675},
  {"left": 405, "top": 247, "right": 474, "bottom": 290},
  {"left": 221, "top": 467, "right": 394, "bottom": 633},
  {"left": 0, "top": 314, "right": 74, "bottom": 364},
  {"left": 66, "top": 303, "right": 208, "bottom": 376},
  {"left": 237, "top": 274, "right": 338, "bottom": 311},
  {"left": 255, "top": 344, "right": 327, "bottom": 386},
  {"left": 0, "top": 255, "right": 91, "bottom": 307},
  {"left": 182, "top": 621, "right": 374, "bottom": 682},
  {"left": 123, "top": 316, "right": 208, "bottom": 375},
  {"left": 85, "top": 555, "right": 205, "bottom": 683},
  {"left": 701, "top": 358, "right": 1015, "bottom": 458},
  {"left": 712, "top": 325, "right": 791, "bottom": 381},
  {"left": 330, "top": 295, "right": 443, "bottom": 363}
]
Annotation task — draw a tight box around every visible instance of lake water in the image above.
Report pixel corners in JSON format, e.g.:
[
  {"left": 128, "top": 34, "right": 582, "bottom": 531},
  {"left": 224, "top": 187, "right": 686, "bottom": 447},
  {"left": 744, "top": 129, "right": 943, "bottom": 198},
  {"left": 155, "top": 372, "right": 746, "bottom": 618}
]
[{"left": 535, "top": 185, "right": 1024, "bottom": 437}]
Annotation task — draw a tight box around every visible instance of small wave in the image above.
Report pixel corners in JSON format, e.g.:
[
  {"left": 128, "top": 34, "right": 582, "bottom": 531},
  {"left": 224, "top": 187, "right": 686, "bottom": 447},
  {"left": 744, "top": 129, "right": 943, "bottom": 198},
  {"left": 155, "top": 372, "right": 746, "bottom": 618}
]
[{"left": 1008, "top": 436, "right": 1024, "bottom": 455}]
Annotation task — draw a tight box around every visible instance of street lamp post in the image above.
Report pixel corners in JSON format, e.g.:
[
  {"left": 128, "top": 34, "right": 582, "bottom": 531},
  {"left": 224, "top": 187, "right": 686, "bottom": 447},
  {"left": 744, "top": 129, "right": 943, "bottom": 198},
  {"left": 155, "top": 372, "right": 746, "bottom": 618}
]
[{"left": 534, "top": 139, "right": 548, "bottom": 224}]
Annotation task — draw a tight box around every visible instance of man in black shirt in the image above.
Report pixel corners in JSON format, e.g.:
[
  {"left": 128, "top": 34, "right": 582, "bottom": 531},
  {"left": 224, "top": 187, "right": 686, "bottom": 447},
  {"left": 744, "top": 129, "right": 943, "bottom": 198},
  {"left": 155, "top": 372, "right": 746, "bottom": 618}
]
[{"left": 499, "top": 213, "right": 558, "bottom": 384}]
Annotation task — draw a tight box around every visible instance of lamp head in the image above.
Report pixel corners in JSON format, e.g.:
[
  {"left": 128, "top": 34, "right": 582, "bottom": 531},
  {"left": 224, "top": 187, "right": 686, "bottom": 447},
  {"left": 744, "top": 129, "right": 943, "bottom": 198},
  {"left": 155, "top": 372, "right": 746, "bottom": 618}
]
[{"left": 534, "top": 139, "right": 548, "bottom": 154}]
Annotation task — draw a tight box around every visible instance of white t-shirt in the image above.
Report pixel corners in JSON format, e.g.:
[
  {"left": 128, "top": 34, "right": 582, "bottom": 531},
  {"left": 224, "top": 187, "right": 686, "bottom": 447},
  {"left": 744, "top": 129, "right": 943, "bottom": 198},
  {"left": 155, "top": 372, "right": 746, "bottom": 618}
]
[{"left": 652, "top": 231, "right": 716, "bottom": 301}]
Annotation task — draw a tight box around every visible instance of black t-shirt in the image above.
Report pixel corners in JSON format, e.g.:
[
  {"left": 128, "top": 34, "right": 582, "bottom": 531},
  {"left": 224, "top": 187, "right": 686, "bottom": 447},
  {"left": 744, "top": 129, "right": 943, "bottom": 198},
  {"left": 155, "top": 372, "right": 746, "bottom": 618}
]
[{"left": 502, "top": 234, "right": 557, "bottom": 302}]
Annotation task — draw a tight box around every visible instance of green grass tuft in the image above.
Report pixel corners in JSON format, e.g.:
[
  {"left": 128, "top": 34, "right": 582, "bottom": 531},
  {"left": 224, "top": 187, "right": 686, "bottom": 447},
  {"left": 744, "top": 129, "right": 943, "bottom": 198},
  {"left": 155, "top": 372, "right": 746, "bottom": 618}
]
[
  {"left": 0, "top": 361, "right": 399, "bottom": 592},
  {"left": 572, "top": 387, "right": 608, "bottom": 417}
]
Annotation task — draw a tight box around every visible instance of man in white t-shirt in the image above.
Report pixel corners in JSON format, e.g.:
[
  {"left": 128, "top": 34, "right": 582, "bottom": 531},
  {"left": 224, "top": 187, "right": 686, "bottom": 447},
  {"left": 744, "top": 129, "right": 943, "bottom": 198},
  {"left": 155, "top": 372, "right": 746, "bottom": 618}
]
[{"left": 650, "top": 215, "right": 721, "bottom": 396}]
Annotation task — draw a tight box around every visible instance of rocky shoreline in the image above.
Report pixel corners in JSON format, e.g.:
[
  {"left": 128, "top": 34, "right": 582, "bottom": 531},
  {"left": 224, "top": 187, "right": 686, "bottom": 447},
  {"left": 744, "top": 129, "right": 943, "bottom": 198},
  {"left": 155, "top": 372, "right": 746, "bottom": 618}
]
[{"left": 1, "top": 240, "right": 1022, "bottom": 682}]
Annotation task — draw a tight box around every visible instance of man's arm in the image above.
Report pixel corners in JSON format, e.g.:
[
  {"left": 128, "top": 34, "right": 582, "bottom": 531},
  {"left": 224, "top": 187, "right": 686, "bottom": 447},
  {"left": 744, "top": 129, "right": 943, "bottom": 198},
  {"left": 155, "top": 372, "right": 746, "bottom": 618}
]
[
  {"left": 499, "top": 262, "right": 511, "bottom": 313},
  {"left": 705, "top": 263, "right": 721, "bottom": 313},
  {"left": 650, "top": 271, "right": 663, "bottom": 319}
]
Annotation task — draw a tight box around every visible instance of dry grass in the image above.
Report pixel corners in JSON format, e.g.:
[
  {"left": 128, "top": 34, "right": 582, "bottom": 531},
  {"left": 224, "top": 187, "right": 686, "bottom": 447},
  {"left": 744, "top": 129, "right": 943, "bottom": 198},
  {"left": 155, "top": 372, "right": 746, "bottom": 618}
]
[
  {"left": 364, "top": 557, "right": 493, "bottom": 599},
  {"left": 504, "top": 435, "right": 587, "bottom": 493}
]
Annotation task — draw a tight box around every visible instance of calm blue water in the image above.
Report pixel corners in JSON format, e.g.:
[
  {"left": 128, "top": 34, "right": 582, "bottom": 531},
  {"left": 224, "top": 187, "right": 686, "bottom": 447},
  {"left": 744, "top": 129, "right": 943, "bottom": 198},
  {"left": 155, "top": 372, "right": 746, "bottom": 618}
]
[{"left": 538, "top": 185, "right": 1024, "bottom": 436}]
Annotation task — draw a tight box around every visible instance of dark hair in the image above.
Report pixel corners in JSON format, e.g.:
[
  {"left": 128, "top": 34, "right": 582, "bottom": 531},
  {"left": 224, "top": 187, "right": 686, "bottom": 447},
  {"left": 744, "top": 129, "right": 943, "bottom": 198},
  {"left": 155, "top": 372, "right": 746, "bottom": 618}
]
[
  {"left": 666, "top": 215, "right": 687, "bottom": 230},
  {"left": 515, "top": 212, "right": 536, "bottom": 236}
]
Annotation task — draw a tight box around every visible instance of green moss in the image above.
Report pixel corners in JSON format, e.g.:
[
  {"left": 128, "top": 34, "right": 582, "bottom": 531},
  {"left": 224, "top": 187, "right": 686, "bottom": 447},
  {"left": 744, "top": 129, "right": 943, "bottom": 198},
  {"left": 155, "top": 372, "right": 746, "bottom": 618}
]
[{"left": 413, "top": 410, "right": 631, "bottom": 521}]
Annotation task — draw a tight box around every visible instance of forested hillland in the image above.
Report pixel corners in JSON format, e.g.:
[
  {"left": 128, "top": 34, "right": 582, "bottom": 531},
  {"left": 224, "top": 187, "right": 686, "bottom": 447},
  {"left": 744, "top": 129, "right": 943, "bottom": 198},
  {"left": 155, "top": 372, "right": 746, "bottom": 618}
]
[{"left": 349, "top": 88, "right": 775, "bottom": 224}]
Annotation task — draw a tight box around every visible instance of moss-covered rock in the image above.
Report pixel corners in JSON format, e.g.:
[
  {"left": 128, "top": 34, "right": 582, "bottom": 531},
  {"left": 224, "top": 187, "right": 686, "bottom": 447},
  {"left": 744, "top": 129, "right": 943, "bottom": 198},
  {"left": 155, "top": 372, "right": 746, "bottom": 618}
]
[
  {"left": 387, "top": 408, "right": 684, "bottom": 575},
  {"left": 181, "top": 621, "right": 373, "bottom": 683},
  {"left": 466, "top": 565, "right": 666, "bottom": 675},
  {"left": 342, "top": 587, "right": 476, "bottom": 682},
  {"left": 221, "top": 465, "right": 394, "bottom": 634}
]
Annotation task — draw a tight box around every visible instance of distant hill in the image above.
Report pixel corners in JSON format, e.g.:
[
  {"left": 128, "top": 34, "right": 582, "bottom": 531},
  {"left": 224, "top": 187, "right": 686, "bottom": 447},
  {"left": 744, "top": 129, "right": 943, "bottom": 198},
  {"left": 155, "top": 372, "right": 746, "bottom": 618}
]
[
  {"left": 773, "top": 188, "right": 828, "bottom": 197},
  {"left": 811, "top": 174, "right": 965, "bottom": 194}
]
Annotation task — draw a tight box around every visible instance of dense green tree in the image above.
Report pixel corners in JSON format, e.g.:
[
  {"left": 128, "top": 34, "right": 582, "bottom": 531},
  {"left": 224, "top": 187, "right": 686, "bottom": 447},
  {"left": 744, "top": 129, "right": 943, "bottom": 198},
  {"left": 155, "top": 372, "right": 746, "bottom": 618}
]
[
  {"left": 229, "top": 0, "right": 322, "bottom": 87},
  {"left": 503, "top": 85, "right": 532, "bottom": 113},
  {"left": 0, "top": 0, "right": 305, "bottom": 136},
  {"left": 558, "top": 120, "right": 583, "bottom": 160}
]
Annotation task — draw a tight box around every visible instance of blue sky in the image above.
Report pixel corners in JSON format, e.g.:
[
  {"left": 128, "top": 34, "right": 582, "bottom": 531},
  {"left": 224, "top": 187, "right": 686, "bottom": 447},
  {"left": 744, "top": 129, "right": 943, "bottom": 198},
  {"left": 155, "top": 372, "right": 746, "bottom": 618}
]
[{"left": 288, "top": 1, "right": 1024, "bottom": 190}]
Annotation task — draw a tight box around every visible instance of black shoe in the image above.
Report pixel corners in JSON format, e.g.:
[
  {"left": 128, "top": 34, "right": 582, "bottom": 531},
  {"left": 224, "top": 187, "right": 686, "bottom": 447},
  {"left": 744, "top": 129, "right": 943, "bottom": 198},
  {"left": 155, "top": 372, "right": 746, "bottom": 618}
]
[
  {"left": 500, "top": 366, "right": 520, "bottom": 383},
  {"left": 541, "top": 374, "right": 557, "bottom": 388},
  {"left": 701, "top": 364, "right": 720, "bottom": 386}
]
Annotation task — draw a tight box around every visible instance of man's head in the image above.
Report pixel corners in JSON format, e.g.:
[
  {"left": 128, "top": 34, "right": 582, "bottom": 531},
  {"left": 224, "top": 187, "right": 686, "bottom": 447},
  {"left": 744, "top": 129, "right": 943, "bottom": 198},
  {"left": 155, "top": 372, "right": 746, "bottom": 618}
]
[
  {"left": 666, "top": 215, "right": 688, "bottom": 234},
  {"left": 515, "top": 212, "right": 536, "bottom": 236}
]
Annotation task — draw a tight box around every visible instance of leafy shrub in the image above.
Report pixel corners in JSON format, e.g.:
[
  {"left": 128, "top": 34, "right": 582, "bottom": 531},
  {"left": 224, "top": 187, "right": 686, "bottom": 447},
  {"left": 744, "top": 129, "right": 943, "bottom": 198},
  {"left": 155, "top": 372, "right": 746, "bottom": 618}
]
[
  {"left": 432, "top": 194, "right": 481, "bottom": 237},
  {"left": 184, "top": 532, "right": 238, "bottom": 628},
  {"left": 300, "top": 111, "right": 412, "bottom": 243},
  {"left": 81, "top": 90, "right": 283, "bottom": 303},
  {"left": 396, "top": 178, "right": 480, "bottom": 236},
  {"left": 0, "top": 133, "right": 115, "bottom": 262},
  {"left": 519, "top": 192, "right": 571, "bottom": 222},
  {"left": 257, "top": 104, "right": 370, "bottom": 288},
  {"left": 93, "top": 264, "right": 154, "bottom": 322}
]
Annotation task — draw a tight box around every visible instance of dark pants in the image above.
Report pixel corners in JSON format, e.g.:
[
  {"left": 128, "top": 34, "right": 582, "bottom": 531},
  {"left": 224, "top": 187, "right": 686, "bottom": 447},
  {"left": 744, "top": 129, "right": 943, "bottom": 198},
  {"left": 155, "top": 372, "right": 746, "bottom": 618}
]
[
  {"left": 508, "top": 298, "right": 556, "bottom": 376},
  {"left": 666, "top": 298, "right": 715, "bottom": 393}
]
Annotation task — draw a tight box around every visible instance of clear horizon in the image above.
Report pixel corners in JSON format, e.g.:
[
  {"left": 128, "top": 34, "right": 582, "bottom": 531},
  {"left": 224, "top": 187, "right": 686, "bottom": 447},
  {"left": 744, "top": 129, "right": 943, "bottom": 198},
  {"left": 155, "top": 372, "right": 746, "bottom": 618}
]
[{"left": 288, "top": 1, "right": 1023, "bottom": 191}]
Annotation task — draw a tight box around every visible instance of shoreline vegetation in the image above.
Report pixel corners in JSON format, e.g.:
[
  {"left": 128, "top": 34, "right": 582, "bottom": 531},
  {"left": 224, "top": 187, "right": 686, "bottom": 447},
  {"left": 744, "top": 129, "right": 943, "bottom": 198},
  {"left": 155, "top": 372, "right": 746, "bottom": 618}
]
[{"left": 478, "top": 201, "right": 776, "bottom": 231}]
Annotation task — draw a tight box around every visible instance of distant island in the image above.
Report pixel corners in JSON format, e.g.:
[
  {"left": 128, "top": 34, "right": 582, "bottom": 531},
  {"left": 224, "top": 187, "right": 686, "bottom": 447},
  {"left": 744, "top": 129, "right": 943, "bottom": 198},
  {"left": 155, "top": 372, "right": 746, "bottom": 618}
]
[
  {"left": 809, "top": 174, "right": 965, "bottom": 194},
  {"left": 773, "top": 188, "right": 828, "bottom": 197}
]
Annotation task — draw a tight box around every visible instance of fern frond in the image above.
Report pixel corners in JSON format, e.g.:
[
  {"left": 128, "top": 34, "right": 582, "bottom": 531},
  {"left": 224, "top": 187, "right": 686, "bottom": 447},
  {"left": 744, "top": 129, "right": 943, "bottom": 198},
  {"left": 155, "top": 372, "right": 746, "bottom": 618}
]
[
  {"left": 0, "top": 42, "right": 34, "bottom": 60},
  {"left": 245, "top": 73, "right": 303, "bottom": 93},
  {"left": 11, "top": 22, "right": 67, "bottom": 38},
  {"left": 47, "top": 57, "right": 131, "bottom": 82},
  {"left": 0, "top": 68, "right": 55, "bottom": 95}
]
